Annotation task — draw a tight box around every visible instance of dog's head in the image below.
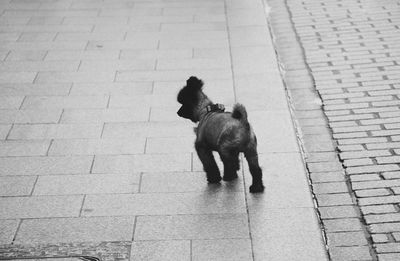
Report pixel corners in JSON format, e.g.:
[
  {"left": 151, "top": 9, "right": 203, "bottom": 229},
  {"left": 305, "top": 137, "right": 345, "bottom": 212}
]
[{"left": 177, "top": 76, "right": 204, "bottom": 122}]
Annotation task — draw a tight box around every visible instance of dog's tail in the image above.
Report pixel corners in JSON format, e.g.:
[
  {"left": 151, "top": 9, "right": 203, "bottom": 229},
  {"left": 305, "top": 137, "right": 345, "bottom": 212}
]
[{"left": 232, "top": 103, "right": 248, "bottom": 123}]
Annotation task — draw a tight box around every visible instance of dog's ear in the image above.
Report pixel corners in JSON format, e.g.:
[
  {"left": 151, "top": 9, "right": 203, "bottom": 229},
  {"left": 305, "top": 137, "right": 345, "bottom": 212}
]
[{"left": 186, "top": 76, "right": 203, "bottom": 90}]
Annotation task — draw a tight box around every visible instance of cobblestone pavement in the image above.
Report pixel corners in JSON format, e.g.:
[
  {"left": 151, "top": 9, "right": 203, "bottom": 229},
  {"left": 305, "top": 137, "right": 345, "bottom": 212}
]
[
  {"left": 268, "top": 0, "right": 400, "bottom": 260},
  {"left": 0, "top": 0, "right": 329, "bottom": 260}
]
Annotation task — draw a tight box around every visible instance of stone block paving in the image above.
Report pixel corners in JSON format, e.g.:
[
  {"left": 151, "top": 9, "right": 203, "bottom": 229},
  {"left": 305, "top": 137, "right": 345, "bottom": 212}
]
[
  {"left": 0, "top": 0, "right": 329, "bottom": 260},
  {"left": 268, "top": 0, "right": 400, "bottom": 260}
]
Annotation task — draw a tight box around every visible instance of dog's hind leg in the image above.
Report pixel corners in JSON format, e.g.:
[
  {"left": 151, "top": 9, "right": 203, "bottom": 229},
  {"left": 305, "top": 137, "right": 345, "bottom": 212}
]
[
  {"left": 244, "top": 145, "right": 264, "bottom": 193},
  {"left": 195, "top": 143, "right": 221, "bottom": 183},
  {"left": 220, "top": 149, "right": 239, "bottom": 181}
]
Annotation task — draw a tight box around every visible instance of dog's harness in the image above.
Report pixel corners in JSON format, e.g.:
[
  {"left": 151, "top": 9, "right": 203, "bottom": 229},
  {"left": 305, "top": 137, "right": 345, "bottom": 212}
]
[{"left": 205, "top": 103, "right": 225, "bottom": 113}]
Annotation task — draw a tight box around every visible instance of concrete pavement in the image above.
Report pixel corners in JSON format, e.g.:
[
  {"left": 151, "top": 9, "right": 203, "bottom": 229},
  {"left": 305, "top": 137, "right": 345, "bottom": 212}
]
[{"left": 0, "top": 0, "right": 328, "bottom": 260}]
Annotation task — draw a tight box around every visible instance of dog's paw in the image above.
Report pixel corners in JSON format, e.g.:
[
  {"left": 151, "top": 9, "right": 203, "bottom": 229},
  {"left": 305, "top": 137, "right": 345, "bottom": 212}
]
[
  {"left": 249, "top": 183, "right": 265, "bottom": 193},
  {"left": 223, "top": 173, "right": 238, "bottom": 181},
  {"left": 207, "top": 176, "right": 222, "bottom": 184}
]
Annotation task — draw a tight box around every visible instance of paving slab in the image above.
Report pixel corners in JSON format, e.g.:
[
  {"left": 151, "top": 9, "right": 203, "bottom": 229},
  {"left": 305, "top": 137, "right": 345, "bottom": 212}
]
[
  {"left": 0, "top": 0, "right": 328, "bottom": 260},
  {"left": 14, "top": 217, "right": 135, "bottom": 244}
]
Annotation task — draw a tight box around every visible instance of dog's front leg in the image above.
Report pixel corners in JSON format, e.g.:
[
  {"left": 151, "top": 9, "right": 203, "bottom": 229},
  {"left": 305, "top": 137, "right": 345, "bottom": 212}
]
[{"left": 195, "top": 143, "right": 221, "bottom": 183}]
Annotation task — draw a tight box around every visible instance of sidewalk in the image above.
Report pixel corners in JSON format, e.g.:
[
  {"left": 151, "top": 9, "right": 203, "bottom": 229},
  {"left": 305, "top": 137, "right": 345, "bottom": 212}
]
[
  {"left": 267, "top": 0, "right": 400, "bottom": 260},
  {"left": 0, "top": 0, "right": 328, "bottom": 260}
]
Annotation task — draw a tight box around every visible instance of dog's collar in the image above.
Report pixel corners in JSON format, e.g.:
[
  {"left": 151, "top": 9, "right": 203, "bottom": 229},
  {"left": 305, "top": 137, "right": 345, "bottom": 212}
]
[{"left": 205, "top": 104, "right": 225, "bottom": 113}]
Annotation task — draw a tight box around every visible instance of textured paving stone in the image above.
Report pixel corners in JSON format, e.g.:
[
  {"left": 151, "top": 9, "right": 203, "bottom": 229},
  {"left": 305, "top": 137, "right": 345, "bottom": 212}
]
[
  {"left": 92, "top": 153, "right": 192, "bottom": 173},
  {"left": 268, "top": 0, "right": 400, "bottom": 259},
  {"left": 0, "top": 195, "right": 83, "bottom": 219},
  {"left": 0, "top": 0, "right": 328, "bottom": 259},
  {"left": 0, "top": 140, "right": 50, "bottom": 156},
  {"left": 330, "top": 246, "right": 373, "bottom": 261},
  {"left": 140, "top": 171, "right": 243, "bottom": 193},
  {"left": 192, "top": 239, "right": 252, "bottom": 261},
  {"left": 82, "top": 192, "right": 246, "bottom": 216},
  {"left": 134, "top": 214, "right": 249, "bottom": 241},
  {"left": 14, "top": 217, "right": 135, "bottom": 244},
  {"left": 8, "top": 124, "right": 103, "bottom": 140},
  {"left": 48, "top": 138, "right": 146, "bottom": 155},
  {"left": 0, "top": 155, "right": 93, "bottom": 176},
  {"left": 0, "top": 219, "right": 19, "bottom": 244},
  {"left": 0, "top": 96, "right": 24, "bottom": 109},
  {"left": 33, "top": 174, "right": 140, "bottom": 195},
  {"left": 327, "top": 231, "right": 368, "bottom": 247},
  {"left": 0, "top": 176, "right": 36, "bottom": 196},
  {"left": 323, "top": 218, "right": 364, "bottom": 233},
  {"left": 130, "top": 240, "right": 190, "bottom": 261}
]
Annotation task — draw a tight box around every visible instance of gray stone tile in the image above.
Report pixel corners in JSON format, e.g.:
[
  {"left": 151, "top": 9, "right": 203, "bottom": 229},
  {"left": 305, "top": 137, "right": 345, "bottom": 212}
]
[
  {"left": 247, "top": 110, "right": 299, "bottom": 153},
  {"left": 6, "top": 50, "right": 47, "bottom": 61},
  {"left": 86, "top": 40, "right": 158, "bottom": 51},
  {"left": 244, "top": 153, "right": 314, "bottom": 208},
  {"left": 323, "top": 218, "right": 364, "bottom": 232},
  {"left": 116, "top": 69, "right": 231, "bottom": 82},
  {"left": 235, "top": 74, "right": 288, "bottom": 111},
  {"left": 33, "top": 174, "right": 140, "bottom": 195},
  {"left": 231, "top": 46, "right": 277, "bottom": 76},
  {"left": 145, "top": 137, "right": 194, "bottom": 153},
  {"left": 0, "top": 60, "right": 79, "bottom": 72},
  {"left": 8, "top": 124, "right": 103, "bottom": 139},
  {"left": 69, "top": 82, "right": 153, "bottom": 96},
  {"left": 0, "top": 140, "right": 50, "bottom": 156},
  {"left": 0, "top": 110, "right": 17, "bottom": 124},
  {"left": 14, "top": 216, "right": 135, "bottom": 244},
  {"left": 249, "top": 208, "right": 322, "bottom": 236},
  {"left": 108, "top": 95, "right": 176, "bottom": 108},
  {"left": 319, "top": 206, "right": 359, "bottom": 219},
  {"left": 45, "top": 50, "right": 120, "bottom": 61},
  {"left": 48, "top": 138, "right": 146, "bottom": 155},
  {"left": 61, "top": 108, "right": 150, "bottom": 123},
  {"left": 79, "top": 59, "right": 155, "bottom": 71},
  {"left": 35, "top": 70, "right": 116, "bottom": 83},
  {"left": 22, "top": 96, "right": 108, "bottom": 109},
  {"left": 150, "top": 107, "right": 188, "bottom": 122},
  {"left": 0, "top": 176, "right": 36, "bottom": 196},
  {"left": 327, "top": 231, "right": 368, "bottom": 247},
  {"left": 14, "top": 109, "right": 63, "bottom": 123},
  {"left": 227, "top": 8, "right": 268, "bottom": 27},
  {"left": 82, "top": 192, "right": 246, "bottom": 216},
  {"left": 92, "top": 154, "right": 192, "bottom": 173},
  {"left": 330, "top": 246, "right": 372, "bottom": 261},
  {"left": 0, "top": 219, "right": 19, "bottom": 244},
  {"left": 252, "top": 230, "right": 328, "bottom": 261},
  {"left": 0, "top": 96, "right": 24, "bottom": 109},
  {"left": 0, "top": 72, "right": 36, "bottom": 84},
  {"left": 0, "top": 83, "right": 71, "bottom": 96},
  {"left": 0, "top": 124, "right": 11, "bottom": 139},
  {"left": 0, "top": 155, "right": 93, "bottom": 176},
  {"left": 134, "top": 214, "right": 249, "bottom": 240},
  {"left": 229, "top": 26, "right": 270, "bottom": 47},
  {"left": 18, "top": 32, "right": 56, "bottom": 42},
  {"left": 130, "top": 240, "right": 191, "bottom": 261},
  {"left": 140, "top": 171, "right": 243, "bottom": 193},
  {"left": 102, "top": 122, "right": 194, "bottom": 138},
  {"left": 121, "top": 49, "right": 192, "bottom": 60},
  {"left": 156, "top": 58, "right": 230, "bottom": 70},
  {"left": 192, "top": 239, "right": 252, "bottom": 261},
  {"left": 0, "top": 195, "right": 83, "bottom": 219},
  {"left": 0, "top": 41, "right": 87, "bottom": 52}
]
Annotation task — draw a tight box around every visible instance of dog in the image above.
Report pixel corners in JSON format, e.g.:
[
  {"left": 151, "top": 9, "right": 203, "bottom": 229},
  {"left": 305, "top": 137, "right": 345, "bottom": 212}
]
[{"left": 177, "top": 76, "right": 264, "bottom": 193}]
